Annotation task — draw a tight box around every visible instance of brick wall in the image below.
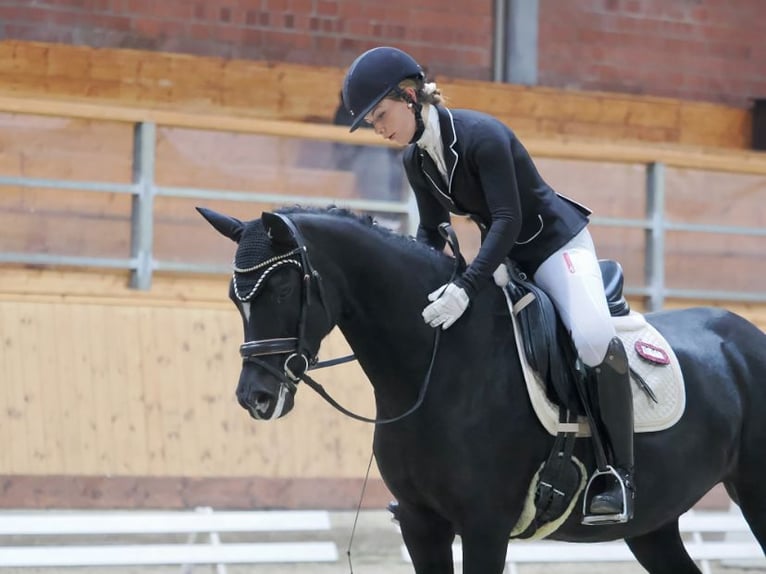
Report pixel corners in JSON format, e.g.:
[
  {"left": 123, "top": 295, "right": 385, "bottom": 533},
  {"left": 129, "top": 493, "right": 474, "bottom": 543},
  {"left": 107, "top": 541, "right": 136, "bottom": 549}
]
[
  {"left": 539, "top": 0, "right": 766, "bottom": 107},
  {"left": 0, "top": 0, "right": 494, "bottom": 80},
  {"left": 0, "top": 0, "right": 762, "bottom": 107}
]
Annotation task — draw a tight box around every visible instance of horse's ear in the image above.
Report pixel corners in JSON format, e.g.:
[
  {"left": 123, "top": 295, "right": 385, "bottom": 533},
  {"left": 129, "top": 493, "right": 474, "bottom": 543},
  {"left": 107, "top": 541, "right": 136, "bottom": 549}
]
[
  {"left": 196, "top": 207, "right": 244, "bottom": 243},
  {"left": 262, "top": 212, "right": 294, "bottom": 245}
]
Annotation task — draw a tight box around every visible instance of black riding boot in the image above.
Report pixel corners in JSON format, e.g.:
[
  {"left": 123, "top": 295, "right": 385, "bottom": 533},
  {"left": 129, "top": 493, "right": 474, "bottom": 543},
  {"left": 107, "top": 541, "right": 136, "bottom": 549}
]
[{"left": 589, "top": 337, "right": 635, "bottom": 520}]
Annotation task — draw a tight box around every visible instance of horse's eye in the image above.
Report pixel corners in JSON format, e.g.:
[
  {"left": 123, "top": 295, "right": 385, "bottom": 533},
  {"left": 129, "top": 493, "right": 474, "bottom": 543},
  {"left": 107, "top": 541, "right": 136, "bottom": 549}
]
[
  {"left": 268, "top": 274, "right": 296, "bottom": 303},
  {"left": 274, "top": 284, "right": 294, "bottom": 302}
]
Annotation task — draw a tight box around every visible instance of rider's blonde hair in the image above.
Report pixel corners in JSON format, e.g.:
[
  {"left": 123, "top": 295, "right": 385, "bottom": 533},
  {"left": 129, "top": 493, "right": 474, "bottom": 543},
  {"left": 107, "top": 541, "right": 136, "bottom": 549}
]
[{"left": 383, "top": 78, "right": 446, "bottom": 106}]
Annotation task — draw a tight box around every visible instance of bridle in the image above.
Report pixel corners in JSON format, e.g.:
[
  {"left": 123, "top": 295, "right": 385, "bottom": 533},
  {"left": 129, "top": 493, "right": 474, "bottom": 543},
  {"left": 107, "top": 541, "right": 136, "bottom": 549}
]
[
  {"left": 235, "top": 213, "right": 336, "bottom": 389},
  {"left": 236, "top": 213, "right": 460, "bottom": 425}
]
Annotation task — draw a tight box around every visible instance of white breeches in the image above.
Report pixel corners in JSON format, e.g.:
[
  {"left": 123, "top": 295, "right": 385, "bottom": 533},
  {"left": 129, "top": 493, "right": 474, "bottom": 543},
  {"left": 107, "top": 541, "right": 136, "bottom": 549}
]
[{"left": 533, "top": 227, "right": 615, "bottom": 367}]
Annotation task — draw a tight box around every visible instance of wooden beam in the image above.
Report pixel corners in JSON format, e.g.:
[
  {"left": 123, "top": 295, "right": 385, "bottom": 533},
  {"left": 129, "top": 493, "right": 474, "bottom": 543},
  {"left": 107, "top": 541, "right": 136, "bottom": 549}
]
[
  {"left": 523, "top": 137, "right": 766, "bottom": 176},
  {"left": 0, "top": 93, "right": 763, "bottom": 175},
  {"left": 0, "top": 94, "right": 386, "bottom": 146},
  {"left": 0, "top": 40, "right": 752, "bottom": 149}
]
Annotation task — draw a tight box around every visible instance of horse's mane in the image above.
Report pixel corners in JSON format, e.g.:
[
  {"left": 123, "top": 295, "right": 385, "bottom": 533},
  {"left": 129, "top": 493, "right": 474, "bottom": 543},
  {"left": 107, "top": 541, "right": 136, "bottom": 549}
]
[{"left": 275, "top": 205, "right": 453, "bottom": 269}]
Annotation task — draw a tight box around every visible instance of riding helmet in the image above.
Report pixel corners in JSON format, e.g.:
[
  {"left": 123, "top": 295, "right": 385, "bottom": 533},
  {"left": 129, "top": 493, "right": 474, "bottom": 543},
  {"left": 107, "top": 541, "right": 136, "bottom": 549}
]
[{"left": 342, "top": 46, "right": 424, "bottom": 132}]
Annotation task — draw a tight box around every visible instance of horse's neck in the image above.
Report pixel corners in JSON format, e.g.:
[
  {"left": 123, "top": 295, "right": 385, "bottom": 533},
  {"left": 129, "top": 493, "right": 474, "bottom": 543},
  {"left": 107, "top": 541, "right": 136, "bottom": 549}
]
[
  {"left": 335, "top": 247, "right": 432, "bottom": 359},
  {"left": 306, "top": 219, "right": 530, "bottom": 422},
  {"left": 308, "top": 220, "right": 438, "bottom": 393}
]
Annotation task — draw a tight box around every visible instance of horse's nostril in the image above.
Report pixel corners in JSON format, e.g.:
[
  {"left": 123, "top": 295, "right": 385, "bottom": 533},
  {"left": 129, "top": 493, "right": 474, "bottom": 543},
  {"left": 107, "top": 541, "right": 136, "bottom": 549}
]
[{"left": 251, "top": 391, "right": 273, "bottom": 411}]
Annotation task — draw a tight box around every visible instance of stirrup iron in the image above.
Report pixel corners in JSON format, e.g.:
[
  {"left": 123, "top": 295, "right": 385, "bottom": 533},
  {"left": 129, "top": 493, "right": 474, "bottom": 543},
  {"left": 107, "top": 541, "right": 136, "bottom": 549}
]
[{"left": 581, "top": 465, "right": 632, "bottom": 525}]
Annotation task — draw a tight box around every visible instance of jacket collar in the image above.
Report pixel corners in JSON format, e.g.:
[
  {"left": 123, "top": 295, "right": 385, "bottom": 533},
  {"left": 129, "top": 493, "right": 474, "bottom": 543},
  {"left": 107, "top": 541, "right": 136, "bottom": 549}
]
[
  {"left": 416, "top": 106, "right": 459, "bottom": 201},
  {"left": 437, "top": 106, "right": 459, "bottom": 187}
]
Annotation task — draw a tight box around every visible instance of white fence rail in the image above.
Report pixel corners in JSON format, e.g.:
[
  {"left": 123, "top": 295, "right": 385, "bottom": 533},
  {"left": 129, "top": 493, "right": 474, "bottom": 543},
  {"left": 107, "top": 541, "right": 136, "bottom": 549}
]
[
  {"left": 0, "top": 507, "right": 339, "bottom": 570},
  {"left": 400, "top": 506, "right": 764, "bottom": 574}
]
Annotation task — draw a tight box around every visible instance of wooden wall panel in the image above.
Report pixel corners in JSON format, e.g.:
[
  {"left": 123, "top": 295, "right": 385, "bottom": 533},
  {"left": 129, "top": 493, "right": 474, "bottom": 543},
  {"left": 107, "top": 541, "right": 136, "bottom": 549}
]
[
  {"left": 0, "top": 40, "right": 752, "bottom": 150},
  {"left": 0, "top": 119, "right": 361, "bottom": 263},
  {"left": 0, "top": 285, "right": 377, "bottom": 478},
  {"left": 0, "top": 112, "right": 133, "bottom": 181},
  {"left": 0, "top": 115, "right": 358, "bottom": 198},
  {"left": 1, "top": 268, "right": 764, "bottom": 483},
  {"left": 0, "top": 268, "right": 227, "bottom": 305},
  {"left": 446, "top": 81, "right": 752, "bottom": 149},
  {"left": 154, "top": 127, "right": 358, "bottom": 196}
]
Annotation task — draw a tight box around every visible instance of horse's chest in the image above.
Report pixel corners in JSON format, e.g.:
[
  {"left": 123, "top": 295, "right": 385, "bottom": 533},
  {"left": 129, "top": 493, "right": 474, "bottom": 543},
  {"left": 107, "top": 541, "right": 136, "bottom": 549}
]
[{"left": 374, "top": 427, "right": 463, "bottom": 487}]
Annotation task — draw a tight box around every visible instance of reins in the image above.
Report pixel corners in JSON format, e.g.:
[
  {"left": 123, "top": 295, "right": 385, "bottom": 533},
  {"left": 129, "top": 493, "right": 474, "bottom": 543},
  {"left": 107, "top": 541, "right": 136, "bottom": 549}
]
[
  {"left": 297, "top": 222, "right": 461, "bottom": 425},
  {"left": 300, "top": 330, "right": 444, "bottom": 425},
  {"left": 284, "top": 218, "right": 461, "bottom": 425},
  {"left": 311, "top": 354, "right": 357, "bottom": 370}
]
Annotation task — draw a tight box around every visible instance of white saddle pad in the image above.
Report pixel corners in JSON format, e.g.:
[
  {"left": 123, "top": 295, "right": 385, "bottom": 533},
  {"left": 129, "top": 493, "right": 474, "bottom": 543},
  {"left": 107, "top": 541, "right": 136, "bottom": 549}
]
[{"left": 503, "top": 289, "right": 686, "bottom": 437}]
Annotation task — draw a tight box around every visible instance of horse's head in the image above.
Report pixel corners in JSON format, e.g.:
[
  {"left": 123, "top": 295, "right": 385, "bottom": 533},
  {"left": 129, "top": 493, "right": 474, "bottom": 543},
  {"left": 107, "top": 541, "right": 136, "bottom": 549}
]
[{"left": 197, "top": 207, "right": 335, "bottom": 421}]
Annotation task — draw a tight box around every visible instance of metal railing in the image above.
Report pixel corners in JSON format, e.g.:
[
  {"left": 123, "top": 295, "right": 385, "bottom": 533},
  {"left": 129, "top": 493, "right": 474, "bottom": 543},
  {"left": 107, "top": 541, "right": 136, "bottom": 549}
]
[
  {"left": 0, "top": 113, "right": 418, "bottom": 289},
  {"left": 1, "top": 97, "right": 765, "bottom": 311}
]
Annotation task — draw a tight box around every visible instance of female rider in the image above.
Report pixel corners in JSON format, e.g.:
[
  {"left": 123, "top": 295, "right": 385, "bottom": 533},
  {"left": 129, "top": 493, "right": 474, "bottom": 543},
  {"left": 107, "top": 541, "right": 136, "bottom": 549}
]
[{"left": 342, "top": 46, "right": 635, "bottom": 523}]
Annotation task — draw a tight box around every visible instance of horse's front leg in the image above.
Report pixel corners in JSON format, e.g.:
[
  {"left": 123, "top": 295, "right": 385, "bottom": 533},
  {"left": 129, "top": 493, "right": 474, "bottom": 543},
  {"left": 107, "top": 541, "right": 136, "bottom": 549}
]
[
  {"left": 398, "top": 503, "right": 456, "bottom": 574},
  {"left": 460, "top": 523, "right": 512, "bottom": 574}
]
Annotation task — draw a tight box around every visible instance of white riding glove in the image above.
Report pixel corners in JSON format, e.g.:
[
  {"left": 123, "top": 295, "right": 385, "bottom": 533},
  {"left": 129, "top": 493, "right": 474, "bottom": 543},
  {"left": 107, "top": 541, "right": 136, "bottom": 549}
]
[
  {"left": 493, "top": 263, "right": 510, "bottom": 287},
  {"left": 422, "top": 282, "right": 470, "bottom": 330}
]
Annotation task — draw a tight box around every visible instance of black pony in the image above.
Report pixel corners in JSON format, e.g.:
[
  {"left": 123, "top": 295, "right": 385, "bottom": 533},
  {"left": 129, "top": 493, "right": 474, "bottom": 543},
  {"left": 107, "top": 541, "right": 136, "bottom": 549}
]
[{"left": 198, "top": 205, "right": 766, "bottom": 574}]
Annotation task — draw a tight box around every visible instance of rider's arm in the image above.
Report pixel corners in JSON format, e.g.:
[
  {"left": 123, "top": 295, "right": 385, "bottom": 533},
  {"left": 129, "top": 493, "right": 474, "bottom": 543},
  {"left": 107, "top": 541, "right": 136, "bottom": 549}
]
[{"left": 455, "top": 123, "right": 523, "bottom": 298}]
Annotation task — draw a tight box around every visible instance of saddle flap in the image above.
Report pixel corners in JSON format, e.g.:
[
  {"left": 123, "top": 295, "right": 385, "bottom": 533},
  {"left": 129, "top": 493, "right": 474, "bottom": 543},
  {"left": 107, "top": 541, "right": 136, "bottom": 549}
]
[{"left": 505, "top": 270, "right": 583, "bottom": 415}]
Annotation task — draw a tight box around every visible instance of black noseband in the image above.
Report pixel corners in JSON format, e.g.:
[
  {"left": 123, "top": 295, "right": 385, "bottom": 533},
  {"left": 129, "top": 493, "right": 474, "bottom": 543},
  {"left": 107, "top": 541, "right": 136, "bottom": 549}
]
[
  {"left": 239, "top": 337, "right": 311, "bottom": 383},
  {"left": 240, "top": 337, "right": 298, "bottom": 357}
]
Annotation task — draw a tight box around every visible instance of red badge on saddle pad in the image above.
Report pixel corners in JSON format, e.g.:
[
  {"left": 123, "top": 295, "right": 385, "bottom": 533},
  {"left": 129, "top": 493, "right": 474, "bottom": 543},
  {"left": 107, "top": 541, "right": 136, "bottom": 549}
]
[{"left": 634, "top": 340, "right": 670, "bottom": 365}]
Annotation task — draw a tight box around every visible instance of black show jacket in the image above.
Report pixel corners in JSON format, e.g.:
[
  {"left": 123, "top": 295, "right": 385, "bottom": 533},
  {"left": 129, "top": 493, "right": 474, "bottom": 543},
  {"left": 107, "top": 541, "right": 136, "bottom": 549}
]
[{"left": 403, "top": 106, "right": 591, "bottom": 297}]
